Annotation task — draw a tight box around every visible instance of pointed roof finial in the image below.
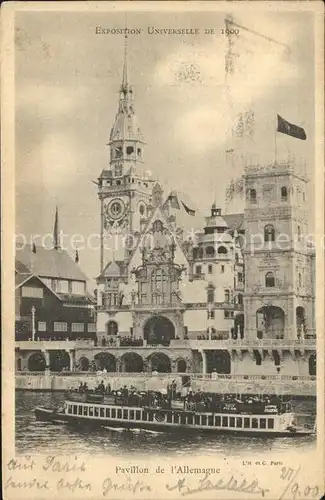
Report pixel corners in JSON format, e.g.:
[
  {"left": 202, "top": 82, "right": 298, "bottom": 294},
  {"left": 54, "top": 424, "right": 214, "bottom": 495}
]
[
  {"left": 53, "top": 205, "right": 60, "bottom": 250},
  {"left": 122, "top": 33, "right": 128, "bottom": 89}
]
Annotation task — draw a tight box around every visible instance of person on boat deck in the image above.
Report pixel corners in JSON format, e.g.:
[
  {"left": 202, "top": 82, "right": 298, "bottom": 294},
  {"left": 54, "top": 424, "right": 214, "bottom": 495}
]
[
  {"left": 211, "top": 369, "right": 218, "bottom": 380},
  {"left": 171, "top": 380, "right": 177, "bottom": 399},
  {"left": 105, "top": 383, "right": 111, "bottom": 394}
]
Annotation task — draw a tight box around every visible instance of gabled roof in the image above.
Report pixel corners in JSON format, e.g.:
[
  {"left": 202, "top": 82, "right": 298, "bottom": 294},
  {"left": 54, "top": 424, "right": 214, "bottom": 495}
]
[
  {"left": 98, "top": 169, "right": 113, "bottom": 179},
  {"left": 15, "top": 274, "right": 62, "bottom": 301},
  {"left": 16, "top": 245, "right": 88, "bottom": 281},
  {"left": 223, "top": 213, "right": 245, "bottom": 232},
  {"left": 102, "top": 260, "right": 126, "bottom": 277}
]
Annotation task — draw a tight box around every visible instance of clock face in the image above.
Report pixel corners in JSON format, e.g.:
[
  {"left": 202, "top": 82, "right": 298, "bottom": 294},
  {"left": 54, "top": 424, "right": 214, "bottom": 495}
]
[{"left": 106, "top": 198, "right": 125, "bottom": 220}]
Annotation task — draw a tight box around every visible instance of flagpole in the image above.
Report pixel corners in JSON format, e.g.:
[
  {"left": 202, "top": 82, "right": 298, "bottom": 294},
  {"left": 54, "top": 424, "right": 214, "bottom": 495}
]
[{"left": 274, "top": 114, "right": 278, "bottom": 165}]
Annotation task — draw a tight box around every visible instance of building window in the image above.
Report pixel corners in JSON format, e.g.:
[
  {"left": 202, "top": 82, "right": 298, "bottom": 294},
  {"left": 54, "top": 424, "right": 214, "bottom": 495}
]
[
  {"left": 71, "top": 323, "right": 85, "bottom": 333},
  {"left": 195, "top": 265, "right": 202, "bottom": 276},
  {"left": 57, "top": 280, "right": 69, "bottom": 294},
  {"left": 298, "top": 273, "right": 302, "bottom": 287},
  {"left": 264, "top": 224, "right": 275, "bottom": 242},
  {"left": 208, "top": 264, "right": 213, "bottom": 274},
  {"left": 88, "top": 323, "right": 96, "bottom": 332},
  {"left": 221, "top": 265, "right": 225, "bottom": 274},
  {"left": 297, "top": 226, "right": 301, "bottom": 242},
  {"left": 218, "top": 246, "right": 228, "bottom": 254},
  {"left": 54, "top": 322, "right": 68, "bottom": 332},
  {"left": 281, "top": 186, "right": 288, "bottom": 200},
  {"left": 207, "top": 310, "right": 215, "bottom": 319},
  {"left": 224, "top": 289, "right": 230, "bottom": 303},
  {"left": 265, "top": 272, "right": 275, "bottom": 287},
  {"left": 235, "top": 253, "right": 239, "bottom": 263},
  {"left": 21, "top": 287, "right": 43, "bottom": 298},
  {"left": 106, "top": 320, "right": 118, "bottom": 335},
  {"left": 38, "top": 321, "right": 46, "bottom": 332},
  {"left": 238, "top": 294, "right": 243, "bottom": 305},
  {"left": 72, "top": 281, "right": 85, "bottom": 295},
  {"left": 206, "top": 246, "right": 215, "bottom": 257},
  {"left": 224, "top": 310, "right": 229, "bottom": 319},
  {"left": 139, "top": 204, "right": 145, "bottom": 216},
  {"left": 137, "top": 148, "right": 141, "bottom": 156},
  {"left": 238, "top": 272, "right": 243, "bottom": 282},
  {"left": 250, "top": 189, "right": 257, "bottom": 203},
  {"left": 126, "top": 146, "right": 134, "bottom": 155},
  {"left": 207, "top": 288, "right": 215, "bottom": 303}
]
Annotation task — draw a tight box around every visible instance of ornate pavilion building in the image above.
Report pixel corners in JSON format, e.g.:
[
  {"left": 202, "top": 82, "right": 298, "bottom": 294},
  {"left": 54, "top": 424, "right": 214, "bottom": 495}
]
[{"left": 15, "top": 39, "right": 316, "bottom": 378}]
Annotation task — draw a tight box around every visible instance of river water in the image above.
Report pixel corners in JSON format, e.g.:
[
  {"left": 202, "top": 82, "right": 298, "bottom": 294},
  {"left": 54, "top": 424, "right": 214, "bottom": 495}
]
[{"left": 15, "top": 392, "right": 316, "bottom": 456}]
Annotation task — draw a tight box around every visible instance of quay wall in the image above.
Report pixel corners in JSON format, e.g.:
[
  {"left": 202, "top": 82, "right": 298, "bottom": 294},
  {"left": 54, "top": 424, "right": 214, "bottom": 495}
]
[{"left": 15, "top": 373, "right": 316, "bottom": 397}]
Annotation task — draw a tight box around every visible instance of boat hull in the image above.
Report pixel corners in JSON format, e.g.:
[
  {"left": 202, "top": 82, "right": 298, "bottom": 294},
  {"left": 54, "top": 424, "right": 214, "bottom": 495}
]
[{"left": 34, "top": 408, "right": 312, "bottom": 437}]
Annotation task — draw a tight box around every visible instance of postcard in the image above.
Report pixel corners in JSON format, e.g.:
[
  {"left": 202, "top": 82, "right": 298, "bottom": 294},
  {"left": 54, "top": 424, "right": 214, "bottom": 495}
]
[{"left": 2, "top": 1, "right": 324, "bottom": 499}]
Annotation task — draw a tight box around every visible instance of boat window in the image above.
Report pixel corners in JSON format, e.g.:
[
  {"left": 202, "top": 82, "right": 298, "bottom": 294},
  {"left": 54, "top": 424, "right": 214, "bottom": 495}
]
[
  {"left": 111, "top": 408, "right": 116, "bottom": 418},
  {"left": 236, "top": 417, "right": 243, "bottom": 428},
  {"left": 94, "top": 407, "right": 99, "bottom": 417},
  {"left": 244, "top": 418, "right": 250, "bottom": 428},
  {"left": 214, "top": 416, "right": 221, "bottom": 426},
  {"left": 117, "top": 409, "right": 122, "bottom": 419},
  {"left": 123, "top": 410, "right": 128, "bottom": 419},
  {"left": 208, "top": 415, "right": 213, "bottom": 426},
  {"left": 267, "top": 419, "right": 274, "bottom": 429},
  {"left": 148, "top": 412, "right": 154, "bottom": 422},
  {"left": 181, "top": 415, "right": 187, "bottom": 425},
  {"left": 68, "top": 404, "right": 72, "bottom": 413},
  {"left": 73, "top": 405, "right": 78, "bottom": 415},
  {"left": 100, "top": 408, "right": 105, "bottom": 418},
  {"left": 167, "top": 412, "right": 172, "bottom": 423},
  {"left": 222, "top": 416, "right": 228, "bottom": 427},
  {"left": 230, "top": 417, "right": 235, "bottom": 427},
  {"left": 260, "top": 418, "right": 266, "bottom": 429},
  {"left": 106, "top": 408, "right": 110, "bottom": 418},
  {"left": 89, "top": 407, "right": 94, "bottom": 417},
  {"left": 83, "top": 406, "right": 88, "bottom": 416},
  {"left": 187, "top": 415, "right": 194, "bottom": 425},
  {"left": 195, "top": 415, "right": 200, "bottom": 425},
  {"left": 136, "top": 410, "right": 141, "bottom": 420},
  {"left": 252, "top": 418, "right": 258, "bottom": 429},
  {"left": 78, "top": 406, "right": 83, "bottom": 416},
  {"left": 142, "top": 412, "right": 148, "bottom": 421},
  {"left": 130, "top": 410, "right": 135, "bottom": 420},
  {"left": 201, "top": 415, "right": 207, "bottom": 426}
]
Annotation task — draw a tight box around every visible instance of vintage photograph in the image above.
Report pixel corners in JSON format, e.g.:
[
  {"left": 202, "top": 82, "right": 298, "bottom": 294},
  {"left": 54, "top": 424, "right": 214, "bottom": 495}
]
[{"left": 3, "top": 2, "right": 324, "bottom": 498}]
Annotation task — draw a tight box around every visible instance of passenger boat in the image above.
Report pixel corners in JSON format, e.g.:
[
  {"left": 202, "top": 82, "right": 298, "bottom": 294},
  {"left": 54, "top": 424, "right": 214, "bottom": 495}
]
[{"left": 35, "top": 392, "right": 314, "bottom": 437}]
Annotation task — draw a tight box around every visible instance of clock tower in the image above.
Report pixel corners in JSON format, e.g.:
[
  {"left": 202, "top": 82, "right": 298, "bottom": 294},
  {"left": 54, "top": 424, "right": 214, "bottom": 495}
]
[{"left": 97, "top": 36, "right": 155, "bottom": 273}]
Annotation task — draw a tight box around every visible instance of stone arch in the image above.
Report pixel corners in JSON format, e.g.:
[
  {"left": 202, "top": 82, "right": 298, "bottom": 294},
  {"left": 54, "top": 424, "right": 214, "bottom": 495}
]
[
  {"left": 94, "top": 352, "right": 116, "bottom": 372},
  {"left": 143, "top": 315, "right": 175, "bottom": 346},
  {"left": 49, "top": 350, "right": 70, "bottom": 372},
  {"left": 28, "top": 352, "right": 46, "bottom": 372},
  {"left": 308, "top": 353, "right": 316, "bottom": 376},
  {"left": 206, "top": 350, "right": 231, "bottom": 374},
  {"left": 256, "top": 306, "right": 285, "bottom": 339},
  {"left": 121, "top": 352, "right": 143, "bottom": 372},
  {"left": 147, "top": 352, "right": 171, "bottom": 373},
  {"left": 78, "top": 356, "right": 90, "bottom": 371},
  {"left": 176, "top": 358, "right": 187, "bottom": 373},
  {"left": 106, "top": 320, "right": 118, "bottom": 335}
]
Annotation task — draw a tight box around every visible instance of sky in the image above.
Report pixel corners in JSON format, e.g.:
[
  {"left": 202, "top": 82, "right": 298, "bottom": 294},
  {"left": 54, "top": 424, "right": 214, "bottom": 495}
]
[{"left": 15, "top": 9, "right": 315, "bottom": 282}]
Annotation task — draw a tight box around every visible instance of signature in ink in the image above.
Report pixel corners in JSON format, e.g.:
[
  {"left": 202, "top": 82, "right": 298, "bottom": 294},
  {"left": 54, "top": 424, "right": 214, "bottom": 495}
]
[
  {"left": 102, "top": 476, "right": 152, "bottom": 496},
  {"left": 166, "top": 471, "right": 270, "bottom": 497}
]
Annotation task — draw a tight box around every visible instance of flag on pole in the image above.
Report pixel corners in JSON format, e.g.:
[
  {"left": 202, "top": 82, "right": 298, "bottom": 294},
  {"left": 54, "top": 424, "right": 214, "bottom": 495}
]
[
  {"left": 75, "top": 250, "right": 79, "bottom": 264},
  {"left": 32, "top": 242, "right": 37, "bottom": 254},
  {"left": 277, "top": 114, "right": 307, "bottom": 140}
]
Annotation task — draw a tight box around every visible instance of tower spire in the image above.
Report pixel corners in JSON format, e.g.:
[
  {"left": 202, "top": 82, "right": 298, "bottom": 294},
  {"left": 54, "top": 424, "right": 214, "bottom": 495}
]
[
  {"left": 53, "top": 205, "right": 60, "bottom": 250},
  {"left": 122, "top": 34, "right": 129, "bottom": 89}
]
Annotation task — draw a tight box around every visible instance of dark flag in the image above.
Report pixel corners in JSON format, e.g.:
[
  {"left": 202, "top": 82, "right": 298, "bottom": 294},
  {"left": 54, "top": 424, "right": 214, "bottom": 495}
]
[
  {"left": 75, "top": 250, "right": 79, "bottom": 264},
  {"left": 181, "top": 201, "right": 196, "bottom": 216},
  {"left": 53, "top": 205, "right": 61, "bottom": 249},
  {"left": 277, "top": 114, "right": 307, "bottom": 140},
  {"left": 32, "top": 242, "right": 36, "bottom": 254}
]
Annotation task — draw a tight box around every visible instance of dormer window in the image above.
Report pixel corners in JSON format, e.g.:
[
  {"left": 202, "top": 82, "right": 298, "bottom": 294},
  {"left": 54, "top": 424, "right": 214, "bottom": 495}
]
[{"left": 126, "top": 146, "right": 134, "bottom": 155}]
